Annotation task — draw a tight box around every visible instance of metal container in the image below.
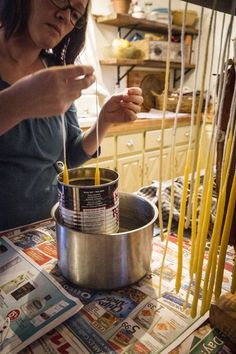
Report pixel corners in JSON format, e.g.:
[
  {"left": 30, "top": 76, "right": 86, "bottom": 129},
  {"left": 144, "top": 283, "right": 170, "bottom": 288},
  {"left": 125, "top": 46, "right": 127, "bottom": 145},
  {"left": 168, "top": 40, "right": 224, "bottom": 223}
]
[
  {"left": 57, "top": 167, "right": 119, "bottom": 234},
  {"left": 52, "top": 193, "right": 158, "bottom": 290}
]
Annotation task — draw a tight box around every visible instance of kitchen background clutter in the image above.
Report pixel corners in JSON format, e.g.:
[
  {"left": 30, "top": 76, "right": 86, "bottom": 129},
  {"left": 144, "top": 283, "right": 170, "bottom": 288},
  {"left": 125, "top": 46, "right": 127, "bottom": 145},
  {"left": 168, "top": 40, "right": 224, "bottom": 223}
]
[
  {"left": 75, "top": 0, "right": 235, "bottom": 193},
  {"left": 85, "top": 0, "right": 235, "bottom": 93}
]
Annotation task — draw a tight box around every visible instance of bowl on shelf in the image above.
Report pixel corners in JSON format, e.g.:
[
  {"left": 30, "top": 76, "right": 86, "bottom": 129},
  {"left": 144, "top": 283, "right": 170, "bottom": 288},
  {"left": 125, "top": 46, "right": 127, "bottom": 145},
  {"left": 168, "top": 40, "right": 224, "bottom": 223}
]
[
  {"left": 172, "top": 10, "right": 198, "bottom": 27},
  {"left": 103, "top": 38, "right": 145, "bottom": 60}
]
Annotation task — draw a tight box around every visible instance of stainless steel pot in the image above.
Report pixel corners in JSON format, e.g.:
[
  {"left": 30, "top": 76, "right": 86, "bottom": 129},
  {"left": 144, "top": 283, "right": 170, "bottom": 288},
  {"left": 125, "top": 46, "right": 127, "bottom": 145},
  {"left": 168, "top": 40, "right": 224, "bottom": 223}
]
[{"left": 52, "top": 192, "right": 158, "bottom": 290}]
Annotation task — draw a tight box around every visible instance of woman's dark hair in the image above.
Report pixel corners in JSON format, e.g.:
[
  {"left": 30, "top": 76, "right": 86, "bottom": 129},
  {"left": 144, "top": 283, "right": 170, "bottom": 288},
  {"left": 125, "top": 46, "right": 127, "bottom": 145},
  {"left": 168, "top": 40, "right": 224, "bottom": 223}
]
[{"left": 0, "top": 0, "right": 89, "bottom": 64}]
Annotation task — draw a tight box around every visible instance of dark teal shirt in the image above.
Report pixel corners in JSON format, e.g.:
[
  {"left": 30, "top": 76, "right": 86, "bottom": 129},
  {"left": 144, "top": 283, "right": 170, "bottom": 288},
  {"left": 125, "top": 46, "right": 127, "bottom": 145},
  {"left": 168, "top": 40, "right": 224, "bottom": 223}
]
[{"left": 0, "top": 58, "right": 91, "bottom": 230}]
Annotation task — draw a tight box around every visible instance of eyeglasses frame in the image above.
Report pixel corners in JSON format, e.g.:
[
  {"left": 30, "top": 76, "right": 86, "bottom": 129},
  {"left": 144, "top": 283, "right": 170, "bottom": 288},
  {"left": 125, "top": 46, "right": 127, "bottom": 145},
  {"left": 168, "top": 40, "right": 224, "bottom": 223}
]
[{"left": 48, "top": 0, "right": 85, "bottom": 29}]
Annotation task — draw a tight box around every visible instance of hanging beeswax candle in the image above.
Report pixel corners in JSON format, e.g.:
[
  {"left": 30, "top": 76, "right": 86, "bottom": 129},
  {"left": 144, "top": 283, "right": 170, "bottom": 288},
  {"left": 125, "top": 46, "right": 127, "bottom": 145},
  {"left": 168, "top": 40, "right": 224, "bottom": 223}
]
[
  {"left": 215, "top": 168, "right": 236, "bottom": 299},
  {"left": 190, "top": 162, "right": 214, "bottom": 318},
  {"left": 159, "top": 1, "right": 187, "bottom": 297},
  {"left": 175, "top": 150, "right": 191, "bottom": 293},
  {"left": 200, "top": 131, "right": 233, "bottom": 315},
  {"left": 94, "top": 79, "right": 100, "bottom": 185},
  {"left": 61, "top": 113, "right": 69, "bottom": 184},
  {"left": 231, "top": 262, "right": 236, "bottom": 294}
]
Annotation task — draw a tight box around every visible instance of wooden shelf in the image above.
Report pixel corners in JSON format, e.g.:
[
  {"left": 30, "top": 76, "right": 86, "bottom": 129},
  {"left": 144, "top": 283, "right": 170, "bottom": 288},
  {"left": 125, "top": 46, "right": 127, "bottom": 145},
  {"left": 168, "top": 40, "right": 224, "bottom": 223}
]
[
  {"left": 100, "top": 58, "right": 195, "bottom": 70},
  {"left": 95, "top": 13, "right": 198, "bottom": 36},
  {"left": 95, "top": 13, "right": 197, "bottom": 86}
]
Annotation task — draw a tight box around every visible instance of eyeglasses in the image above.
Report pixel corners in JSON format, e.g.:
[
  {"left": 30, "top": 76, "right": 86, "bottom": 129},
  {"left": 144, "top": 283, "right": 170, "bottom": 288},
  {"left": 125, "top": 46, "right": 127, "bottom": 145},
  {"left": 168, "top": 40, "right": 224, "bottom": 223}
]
[{"left": 48, "top": 0, "right": 85, "bottom": 29}]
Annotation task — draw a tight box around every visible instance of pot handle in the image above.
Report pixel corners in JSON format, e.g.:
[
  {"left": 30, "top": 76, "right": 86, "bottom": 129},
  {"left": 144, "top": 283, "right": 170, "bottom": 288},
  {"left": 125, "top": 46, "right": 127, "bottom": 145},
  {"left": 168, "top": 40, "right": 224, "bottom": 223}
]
[{"left": 51, "top": 202, "right": 59, "bottom": 220}]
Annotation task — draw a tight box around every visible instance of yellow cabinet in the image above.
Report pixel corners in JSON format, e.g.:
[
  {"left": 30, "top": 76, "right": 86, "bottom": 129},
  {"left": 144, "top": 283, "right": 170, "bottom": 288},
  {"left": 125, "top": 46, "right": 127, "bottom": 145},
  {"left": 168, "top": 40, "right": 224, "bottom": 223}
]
[
  {"left": 143, "top": 148, "right": 171, "bottom": 186},
  {"left": 85, "top": 136, "right": 116, "bottom": 170},
  {"left": 83, "top": 121, "right": 199, "bottom": 192},
  {"left": 117, "top": 133, "right": 143, "bottom": 192},
  {"left": 117, "top": 133, "right": 143, "bottom": 155},
  {"left": 117, "top": 154, "right": 143, "bottom": 192},
  {"left": 143, "top": 128, "right": 172, "bottom": 185}
]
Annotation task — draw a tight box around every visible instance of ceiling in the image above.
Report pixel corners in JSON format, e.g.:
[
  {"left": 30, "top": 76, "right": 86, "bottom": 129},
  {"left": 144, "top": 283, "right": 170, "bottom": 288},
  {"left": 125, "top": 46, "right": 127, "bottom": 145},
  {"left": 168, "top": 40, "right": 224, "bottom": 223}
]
[{"left": 182, "top": 0, "right": 236, "bottom": 15}]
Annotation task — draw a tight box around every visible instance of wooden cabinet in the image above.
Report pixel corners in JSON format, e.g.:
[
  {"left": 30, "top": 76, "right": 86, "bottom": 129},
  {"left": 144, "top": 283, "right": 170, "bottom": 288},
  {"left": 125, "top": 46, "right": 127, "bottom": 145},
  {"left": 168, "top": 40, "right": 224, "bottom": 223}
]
[
  {"left": 143, "top": 128, "right": 172, "bottom": 185},
  {"left": 84, "top": 120, "right": 205, "bottom": 193},
  {"left": 117, "top": 154, "right": 143, "bottom": 192},
  {"left": 143, "top": 148, "right": 171, "bottom": 186},
  {"left": 117, "top": 133, "right": 143, "bottom": 192},
  {"left": 201, "top": 123, "right": 214, "bottom": 168},
  {"left": 84, "top": 136, "right": 116, "bottom": 170},
  {"left": 174, "top": 126, "right": 197, "bottom": 177}
]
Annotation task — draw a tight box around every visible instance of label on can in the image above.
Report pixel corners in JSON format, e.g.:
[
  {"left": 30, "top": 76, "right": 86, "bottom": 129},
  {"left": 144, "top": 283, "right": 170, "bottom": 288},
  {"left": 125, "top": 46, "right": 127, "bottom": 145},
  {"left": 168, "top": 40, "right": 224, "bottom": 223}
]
[{"left": 59, "top": 184, "right": 119, "bottom": 234}]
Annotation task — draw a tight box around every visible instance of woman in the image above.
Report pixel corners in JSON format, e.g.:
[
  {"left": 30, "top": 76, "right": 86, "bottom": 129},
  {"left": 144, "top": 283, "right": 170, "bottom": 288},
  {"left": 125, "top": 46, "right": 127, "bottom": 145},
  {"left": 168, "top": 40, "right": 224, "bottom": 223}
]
[{"left": 0, "top": 0, "right": 143, "bottom": 231}]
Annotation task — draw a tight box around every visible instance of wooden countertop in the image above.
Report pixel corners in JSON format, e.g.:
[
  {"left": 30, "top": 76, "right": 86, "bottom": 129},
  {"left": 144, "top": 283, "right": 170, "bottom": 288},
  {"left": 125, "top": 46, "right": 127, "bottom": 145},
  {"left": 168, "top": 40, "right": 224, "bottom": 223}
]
[
  {"left": 107, "top": 116, "right": 192, "bottom": 135},
  {"left": 81, "top": 115, "right": 194, "bottom": 135}
]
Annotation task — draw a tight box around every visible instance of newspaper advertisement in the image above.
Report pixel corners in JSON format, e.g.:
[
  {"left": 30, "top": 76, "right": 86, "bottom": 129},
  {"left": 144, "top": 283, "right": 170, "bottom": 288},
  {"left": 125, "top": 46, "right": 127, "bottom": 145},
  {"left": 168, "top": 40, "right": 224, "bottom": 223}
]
[
  {"left": 169, "top": 321, "right": 236, "bottom": 354},
  {"left": 0, "top": 232, "right": 82, "bottom": 354},
  {"left": 1, "top": 220, "right": 234, "bottom": 353}
]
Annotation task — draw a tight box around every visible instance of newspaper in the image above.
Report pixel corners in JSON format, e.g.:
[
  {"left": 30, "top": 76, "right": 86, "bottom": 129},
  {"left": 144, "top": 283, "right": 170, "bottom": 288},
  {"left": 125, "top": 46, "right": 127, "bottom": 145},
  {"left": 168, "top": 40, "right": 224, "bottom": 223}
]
[
  {"left": 0, "top": 220, "right": 234, "bottom": 353},
  {"left": 0, "top": 223, "right": 82, "bottom": 354},
  {"left": 169, "top": 320, "right": 236, "bottom": 353}
]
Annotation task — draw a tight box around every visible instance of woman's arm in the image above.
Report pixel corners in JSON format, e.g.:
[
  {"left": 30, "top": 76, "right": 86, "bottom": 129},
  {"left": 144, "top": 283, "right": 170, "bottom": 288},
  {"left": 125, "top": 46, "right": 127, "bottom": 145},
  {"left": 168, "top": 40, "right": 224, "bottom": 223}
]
[{"left": 0, "top": 65, "right": 95, "bottom": 135}]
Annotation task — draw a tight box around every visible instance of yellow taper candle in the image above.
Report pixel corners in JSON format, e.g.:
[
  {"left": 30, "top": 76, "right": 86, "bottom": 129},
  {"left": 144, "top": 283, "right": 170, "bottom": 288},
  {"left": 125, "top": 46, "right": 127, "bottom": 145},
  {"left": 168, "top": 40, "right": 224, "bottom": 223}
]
[
  {"left": 215, "top": 169, "right": 236, "bottom": 299},
  {"left": 176, "top": 150, "right": 191, "bottom": 293}
]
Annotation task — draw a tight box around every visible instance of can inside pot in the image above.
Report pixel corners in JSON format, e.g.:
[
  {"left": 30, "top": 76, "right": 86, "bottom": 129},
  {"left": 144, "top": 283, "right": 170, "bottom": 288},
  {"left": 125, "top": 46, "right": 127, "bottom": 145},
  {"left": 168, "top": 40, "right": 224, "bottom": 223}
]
[
  {"left": 52, "top": 192, "right": 158, "bottom": 289},
  {"left": 57, "top": 167, "right": 119, "bottom": 234}
]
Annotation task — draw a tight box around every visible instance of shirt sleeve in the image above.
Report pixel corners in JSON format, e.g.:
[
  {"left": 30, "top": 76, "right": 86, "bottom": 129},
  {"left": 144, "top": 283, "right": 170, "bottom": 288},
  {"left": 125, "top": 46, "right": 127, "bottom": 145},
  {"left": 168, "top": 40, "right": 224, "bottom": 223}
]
[{"left": 65, "top": 103, "right": 100, "bottom": 168}]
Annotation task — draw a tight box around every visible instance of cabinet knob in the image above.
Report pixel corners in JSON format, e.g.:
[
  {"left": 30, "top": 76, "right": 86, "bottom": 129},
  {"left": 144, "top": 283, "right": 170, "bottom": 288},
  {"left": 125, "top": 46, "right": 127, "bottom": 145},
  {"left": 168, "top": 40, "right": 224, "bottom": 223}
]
[
  {"left": 127, "top": 139, "right": 134, "bottom": 147},
  {"left": 156, "top": 135, "right": 161, "bottom": 142},
  {"left": 185, "top": 131, "right": 190, "bottom": 137}
]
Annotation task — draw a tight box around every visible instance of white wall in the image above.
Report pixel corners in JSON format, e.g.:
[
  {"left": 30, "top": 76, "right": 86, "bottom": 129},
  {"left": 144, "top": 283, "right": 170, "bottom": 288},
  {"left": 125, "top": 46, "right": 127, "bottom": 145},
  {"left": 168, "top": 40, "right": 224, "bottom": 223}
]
[{"left": 87, "top": 0, "right": 236, "bottom": 98}]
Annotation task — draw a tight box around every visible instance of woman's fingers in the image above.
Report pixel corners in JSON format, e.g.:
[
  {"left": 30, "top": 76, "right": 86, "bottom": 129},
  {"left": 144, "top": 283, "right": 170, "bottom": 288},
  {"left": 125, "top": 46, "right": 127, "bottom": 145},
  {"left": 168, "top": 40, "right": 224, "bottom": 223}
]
[
  {"left": 121, "top": 100, "right": 142, "bottom": 113},
  {"left": 69, "top": 73, "right": 96, "bottom": 92},
  {"left": 51, "top": 64, "right": 95, "bottom": 80}
]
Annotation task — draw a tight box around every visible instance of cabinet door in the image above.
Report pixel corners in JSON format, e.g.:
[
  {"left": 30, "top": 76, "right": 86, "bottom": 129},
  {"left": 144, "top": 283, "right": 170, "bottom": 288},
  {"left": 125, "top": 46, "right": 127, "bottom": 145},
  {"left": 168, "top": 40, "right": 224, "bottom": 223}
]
[
  {"left": 117, "top": 154, "right": 143, "bottom": 193},
  {"left": 174, "top": 144, "right": 194, "bottom": 177},
  {"left": 84, "top": 159, "right": 116, "bottom": 170},
  {"left": 84, "top": 136, "right": 116, "bottom": 170},
  {"left": 143, "top": 148, "right": 171, "bottom": 185},
  {"left": 201, "top": 124, "right": 214, "bottom": 168},
  {"left": 99, "top": 136, "right": 116, "bottom": 159}
]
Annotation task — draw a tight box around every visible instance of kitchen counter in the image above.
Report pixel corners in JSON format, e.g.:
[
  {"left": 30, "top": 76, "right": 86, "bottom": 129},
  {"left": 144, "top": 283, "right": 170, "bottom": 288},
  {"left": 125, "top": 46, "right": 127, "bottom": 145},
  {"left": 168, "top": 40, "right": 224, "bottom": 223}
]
[{"left": 79, "top": 112, "right": 193, "bottom": 135}]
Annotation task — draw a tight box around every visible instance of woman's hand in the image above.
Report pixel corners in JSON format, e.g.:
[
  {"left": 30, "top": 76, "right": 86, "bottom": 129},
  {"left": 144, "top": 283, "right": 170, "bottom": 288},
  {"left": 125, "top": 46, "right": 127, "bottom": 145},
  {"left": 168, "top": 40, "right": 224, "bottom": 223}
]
[
  {"left": 99, "top": 87, "right": 143, "bottom": 126},
  {"left": 0, "top": 65, "right": 95, "bottom": 134},
  {"left": 14, "top": 64, "right": 95, "bottom": 117},
  {"left": 81, "top": 87, "right": 143, "bottom": 157}
]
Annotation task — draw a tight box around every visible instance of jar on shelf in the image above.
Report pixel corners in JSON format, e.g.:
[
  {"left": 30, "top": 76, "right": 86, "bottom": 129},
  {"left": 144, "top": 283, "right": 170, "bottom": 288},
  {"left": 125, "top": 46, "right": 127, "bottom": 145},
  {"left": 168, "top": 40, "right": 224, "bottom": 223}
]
[
  {"left": 111, "top": 0, "right": 131, "bottom": 14},
  {"left": 144, "top": 2, "right": 153, "bottom": 15}
]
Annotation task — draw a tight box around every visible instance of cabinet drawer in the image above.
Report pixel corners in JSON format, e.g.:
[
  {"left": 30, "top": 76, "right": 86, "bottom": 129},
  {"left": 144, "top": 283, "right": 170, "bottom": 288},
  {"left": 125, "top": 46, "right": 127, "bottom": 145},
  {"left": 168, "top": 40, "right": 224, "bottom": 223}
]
[
  {"left": 100, "top": 137, "right": 115, "bottom": 159},
  {"left": 117, "top": 133, "right": 143, "bottom": 155},
  {"left": 175, "top": 126, "right": 197, "bottom": 145},
  {"left": 145, "top": 128, "right": 172, "bottom": 150}
]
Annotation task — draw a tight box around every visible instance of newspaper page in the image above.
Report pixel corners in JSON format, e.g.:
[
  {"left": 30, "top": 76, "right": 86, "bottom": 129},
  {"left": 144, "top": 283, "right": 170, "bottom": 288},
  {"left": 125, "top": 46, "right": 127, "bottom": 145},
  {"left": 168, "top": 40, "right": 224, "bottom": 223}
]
[
  {"left": 169, "top": 320, "right": 236, "bottom": 353},
  {"left": 1, "top": 220, "right": 234, "bottom": 353},
  {"left": 55, "top": 233, "right": 234, "bottom": 353},
  {"left": 0, "top": 229, "right": 82, "bottom": 354}
]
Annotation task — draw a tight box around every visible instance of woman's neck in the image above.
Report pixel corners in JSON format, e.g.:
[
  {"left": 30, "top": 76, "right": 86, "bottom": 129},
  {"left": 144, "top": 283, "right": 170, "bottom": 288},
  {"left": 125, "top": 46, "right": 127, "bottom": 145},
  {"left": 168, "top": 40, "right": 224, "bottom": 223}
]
[
  {"left": 0, "top": 30, "right": 46, "bottom": 83},
  {"left": 4, "top": 33, "right": 41, "bottom": 68}
]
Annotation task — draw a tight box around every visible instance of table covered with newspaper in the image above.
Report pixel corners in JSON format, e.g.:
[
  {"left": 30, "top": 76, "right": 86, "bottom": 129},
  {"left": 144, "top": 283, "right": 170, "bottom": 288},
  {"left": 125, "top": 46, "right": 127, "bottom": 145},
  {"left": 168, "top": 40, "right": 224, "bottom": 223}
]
[{"left": 0, "top": 219, "right": 234, "bottom": 354}]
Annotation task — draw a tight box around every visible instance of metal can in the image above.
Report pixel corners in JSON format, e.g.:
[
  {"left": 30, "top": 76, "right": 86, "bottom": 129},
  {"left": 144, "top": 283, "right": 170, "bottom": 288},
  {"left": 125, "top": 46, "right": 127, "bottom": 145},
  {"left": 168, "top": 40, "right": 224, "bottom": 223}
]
[{"left": 57, "top": 167, "right": 119, "bottom": 234}]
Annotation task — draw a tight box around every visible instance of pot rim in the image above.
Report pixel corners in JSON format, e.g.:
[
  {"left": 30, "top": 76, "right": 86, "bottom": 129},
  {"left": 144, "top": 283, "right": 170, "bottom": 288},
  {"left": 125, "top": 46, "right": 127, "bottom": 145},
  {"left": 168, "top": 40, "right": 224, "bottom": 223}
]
[{"left": 51, "top": 192, "right": 158, "bottom": 237}]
